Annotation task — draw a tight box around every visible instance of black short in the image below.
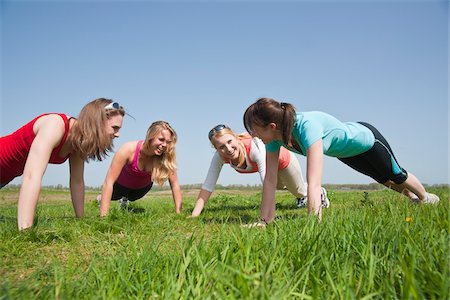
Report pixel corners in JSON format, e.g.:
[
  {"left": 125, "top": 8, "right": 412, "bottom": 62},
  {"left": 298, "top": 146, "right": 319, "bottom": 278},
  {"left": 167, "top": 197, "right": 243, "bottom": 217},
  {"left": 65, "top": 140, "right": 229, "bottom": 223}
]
[
  {"left": 111, "top": 182, "right": 153, "bottom": 201},
  {"left": 338, "top": 122, "right": 408, "bottom": 184}
]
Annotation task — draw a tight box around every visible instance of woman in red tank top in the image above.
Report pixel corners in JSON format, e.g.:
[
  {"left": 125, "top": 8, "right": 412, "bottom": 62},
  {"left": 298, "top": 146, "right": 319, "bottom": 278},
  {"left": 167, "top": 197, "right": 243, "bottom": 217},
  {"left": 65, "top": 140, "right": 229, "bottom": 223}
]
[
  {"left": 97, "top": 121, "right": 182, "bottom": 217},
  {"left": 0, "top": 98, "right": 126, "bottom": 230}
]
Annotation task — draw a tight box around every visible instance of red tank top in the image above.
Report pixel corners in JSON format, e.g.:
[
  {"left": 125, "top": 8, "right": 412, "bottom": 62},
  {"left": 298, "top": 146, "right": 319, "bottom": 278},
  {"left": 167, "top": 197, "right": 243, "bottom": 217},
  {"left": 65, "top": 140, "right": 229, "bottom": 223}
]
[
  {"left": 234, "top": 137, "right": 259, "bottom": 174},
  {"left": 278, "top": 147, "right": 291, "bottom": 170},
  {"left": 233, "top": 137, "right": 291, "bottom": 174},
  {"left": 0, "top": 113, "right": 71, "bottom": 184},
  {"left": 116, "top": 140, "right": 153, "bottom": 189}
]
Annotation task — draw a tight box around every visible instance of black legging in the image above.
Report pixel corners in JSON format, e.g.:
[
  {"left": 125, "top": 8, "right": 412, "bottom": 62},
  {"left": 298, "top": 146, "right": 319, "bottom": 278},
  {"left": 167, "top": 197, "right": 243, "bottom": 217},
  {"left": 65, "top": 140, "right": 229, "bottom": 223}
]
[{"left": 111, "top": 182, "right": 153, "bottom": 201}]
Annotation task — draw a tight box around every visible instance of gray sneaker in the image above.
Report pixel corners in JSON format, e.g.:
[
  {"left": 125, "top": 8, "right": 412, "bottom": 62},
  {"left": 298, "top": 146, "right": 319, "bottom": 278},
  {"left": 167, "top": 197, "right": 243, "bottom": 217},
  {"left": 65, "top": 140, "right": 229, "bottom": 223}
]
[{"left": 119, "top": 197, "right": 129, "bottom": 209}]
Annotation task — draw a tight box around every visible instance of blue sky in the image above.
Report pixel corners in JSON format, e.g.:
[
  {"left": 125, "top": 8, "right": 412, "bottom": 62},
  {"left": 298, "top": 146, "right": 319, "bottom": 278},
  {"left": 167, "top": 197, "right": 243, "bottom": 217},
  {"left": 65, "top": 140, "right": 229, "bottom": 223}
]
[{"left": 1, "top": 0, "right": 448, "bottom": 188}]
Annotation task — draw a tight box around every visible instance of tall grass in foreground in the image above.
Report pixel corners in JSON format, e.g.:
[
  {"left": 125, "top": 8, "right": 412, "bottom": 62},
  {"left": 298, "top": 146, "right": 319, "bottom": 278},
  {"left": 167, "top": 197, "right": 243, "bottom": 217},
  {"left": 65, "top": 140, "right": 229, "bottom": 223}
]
[{"left": 0, "top": 187, "right": 448, "bottom": 299}]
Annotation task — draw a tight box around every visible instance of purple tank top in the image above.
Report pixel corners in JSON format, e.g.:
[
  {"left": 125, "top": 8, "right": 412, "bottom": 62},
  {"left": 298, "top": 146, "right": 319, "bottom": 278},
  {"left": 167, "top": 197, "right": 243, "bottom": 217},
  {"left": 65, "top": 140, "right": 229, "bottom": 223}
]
[{"left": 116, "top": 140, "right": 152, "bottom": 189}]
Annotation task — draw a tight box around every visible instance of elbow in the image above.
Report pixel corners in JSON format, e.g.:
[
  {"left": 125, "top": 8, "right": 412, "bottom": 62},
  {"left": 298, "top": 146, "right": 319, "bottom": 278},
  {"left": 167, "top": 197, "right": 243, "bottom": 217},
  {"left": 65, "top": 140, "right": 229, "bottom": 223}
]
[
  {"left": 70, "top": 178, "right": 84, "bottom": 187},
  {"left": 264, "top": 176, "right": 277, "bottom": 188},
  {"left": 22, "top": 170, "right": 42, "bottom": 185},
  {"left": 70, "top": 174, "right": 84, "bottom": 185},
  {"left": 102, "top": 179, "right": 115, "bottom": 189},
  {"left": 308, "top": 182, "right": 321, "bottom": 190}
]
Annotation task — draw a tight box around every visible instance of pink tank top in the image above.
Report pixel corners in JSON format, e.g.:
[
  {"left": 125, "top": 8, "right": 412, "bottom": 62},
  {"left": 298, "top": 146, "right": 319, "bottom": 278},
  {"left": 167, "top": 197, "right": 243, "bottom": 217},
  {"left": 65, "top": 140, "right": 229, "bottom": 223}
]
[
  {"left": 0, "top": 113, "right": 71, "bottom": 184},
  {"left": 116, "top": 140, "right": 153, "bottom": 189}
]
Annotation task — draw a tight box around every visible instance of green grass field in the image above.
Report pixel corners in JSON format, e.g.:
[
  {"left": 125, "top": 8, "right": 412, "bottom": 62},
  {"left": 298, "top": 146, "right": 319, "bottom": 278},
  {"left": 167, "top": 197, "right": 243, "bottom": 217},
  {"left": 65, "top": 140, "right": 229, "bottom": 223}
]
[{"left": 0, "top": 187, "right": 448, "bottom": 299}]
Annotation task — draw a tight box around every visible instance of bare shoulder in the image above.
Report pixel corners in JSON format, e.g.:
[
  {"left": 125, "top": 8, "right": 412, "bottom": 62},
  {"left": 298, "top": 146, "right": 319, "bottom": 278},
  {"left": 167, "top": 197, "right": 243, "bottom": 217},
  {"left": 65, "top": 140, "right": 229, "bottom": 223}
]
[
  {"left": 118, "top": 140, "right": 140, "bottom": 152},
  {"left": 114, "top": 140, "right": 140, "bottom": 161},
  {"left": 35, "top": 113, "right": 65, "bottom": 126},
  {"left": 33, "top": 114, "right": 66, "bottom": 136},
  {"left": 169, "top": 169, "right": 179, "bottom": 180}
]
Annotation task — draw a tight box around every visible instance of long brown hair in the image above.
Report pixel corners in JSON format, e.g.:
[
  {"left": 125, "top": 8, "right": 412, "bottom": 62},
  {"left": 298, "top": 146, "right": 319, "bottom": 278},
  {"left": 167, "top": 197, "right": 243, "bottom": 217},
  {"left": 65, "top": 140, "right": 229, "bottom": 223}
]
[
  {"left": 141, "top": 121, "right": 177, "bottom": 186},
  {"left": 243, "top": 97, "right": 296, "bottom": 147},
  {"left": 209, "top": 126, "right": 246, "bottom": 168},
  {"left": 68, "top": 98, "right": 125, "bottom": 161}
]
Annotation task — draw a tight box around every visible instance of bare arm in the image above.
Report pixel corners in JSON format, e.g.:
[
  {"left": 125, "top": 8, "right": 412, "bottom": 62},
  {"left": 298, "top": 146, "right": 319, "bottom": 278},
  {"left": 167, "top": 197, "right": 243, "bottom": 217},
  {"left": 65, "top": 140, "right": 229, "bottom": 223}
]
[
  {"left": 99, "top": 144, "right": 131, "bottom": 217},
  {"left": 191, "top": 188, "right": 213, "bottom": 217},
  {"left": 69, "top": 154, "right": 85, "bottom": 218},
  {"left": 191, "top": 153, "right": 222, "bottom": 217},
  {"left": 168, "top": 170, "right": 182, "bottom": 214},
  {"left": 17, "top": 115, "right": 65, "bottom": 230},
  {"left": 260, "top": 150, "right": 280, "bottom": 223},
  {"left": 306, "top": 140, "right": 324, "bottom": 220}
]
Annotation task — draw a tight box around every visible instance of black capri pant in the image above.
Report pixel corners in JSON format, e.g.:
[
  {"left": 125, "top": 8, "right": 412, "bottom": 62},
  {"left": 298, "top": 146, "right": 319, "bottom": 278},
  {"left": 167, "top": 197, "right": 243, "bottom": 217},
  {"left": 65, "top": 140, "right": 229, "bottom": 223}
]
[{"left": 338, "top": 122, "right": 408, "bottom": 184}]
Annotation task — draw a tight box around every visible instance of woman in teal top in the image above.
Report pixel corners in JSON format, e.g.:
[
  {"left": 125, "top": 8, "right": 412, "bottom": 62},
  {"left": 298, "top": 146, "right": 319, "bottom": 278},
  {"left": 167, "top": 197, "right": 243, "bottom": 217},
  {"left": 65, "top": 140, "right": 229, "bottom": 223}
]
[{"left": 243, "top": 97, "right": 440, "bottom": 225}]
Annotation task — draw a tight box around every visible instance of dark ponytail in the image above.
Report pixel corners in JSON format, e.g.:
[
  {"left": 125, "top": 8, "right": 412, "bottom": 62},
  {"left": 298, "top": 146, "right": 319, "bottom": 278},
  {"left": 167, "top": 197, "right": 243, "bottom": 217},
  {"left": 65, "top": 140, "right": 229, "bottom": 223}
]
[
  {"left": 279, "top": 102, "right": 296, "bottom": 147},
  {"left": 243, "top": 97, "right": 296, "bottom": 146}
]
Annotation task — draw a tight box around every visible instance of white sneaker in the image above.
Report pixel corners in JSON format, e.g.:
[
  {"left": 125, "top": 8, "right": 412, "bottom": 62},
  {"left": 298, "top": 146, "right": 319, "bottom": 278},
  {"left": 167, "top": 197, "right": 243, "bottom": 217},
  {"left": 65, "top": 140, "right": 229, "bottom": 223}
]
[
  {"left": 296, "top": 188, "right": 330, "bottom": 209},
  {"left": 119, "top": 197, "right": 129, "bottom": 209},
  {"left": 321, "top": 187, "right": 330, "bottom": 208},
  {"left": 96, "top": 195, "right": 102, "bottom": 207},
  {"left": 241, "top": 220, "right": 267, "bottom": 229},
  {"left": 422, "top": 193, "right": 440, "bottom": 204}
]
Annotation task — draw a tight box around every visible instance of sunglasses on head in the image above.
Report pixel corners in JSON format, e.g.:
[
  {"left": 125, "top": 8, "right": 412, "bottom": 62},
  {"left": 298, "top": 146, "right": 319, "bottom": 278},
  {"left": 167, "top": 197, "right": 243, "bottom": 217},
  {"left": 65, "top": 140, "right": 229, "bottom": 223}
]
[
  {"left": 104, "top": 102, "right": 121, "bottom": 111},
  {"left": 104, "top": 101, "right": 136, "bottom": 120},
  {"left": 208, "top": 124, "right": 229, "bottom": 140}
]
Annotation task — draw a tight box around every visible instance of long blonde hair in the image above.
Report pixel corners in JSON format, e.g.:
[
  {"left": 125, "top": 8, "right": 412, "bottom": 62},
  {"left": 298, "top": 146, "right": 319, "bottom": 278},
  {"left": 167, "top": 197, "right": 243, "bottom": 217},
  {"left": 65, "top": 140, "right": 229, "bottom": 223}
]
[
  {"left": 210, "top": 127, "right": 247, "bottom": 168},
  {"left": 68, "top": 98, "right": 125, "bottom": 161},
  {"left": 141, "top": 121, "right": 178, "bottom": 186}
]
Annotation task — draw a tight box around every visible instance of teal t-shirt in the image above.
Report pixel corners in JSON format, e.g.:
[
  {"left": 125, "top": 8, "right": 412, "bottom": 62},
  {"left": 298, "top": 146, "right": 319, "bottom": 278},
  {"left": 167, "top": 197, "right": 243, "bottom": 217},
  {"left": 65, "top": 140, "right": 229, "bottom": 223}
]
[{"left": 266, "top": 111, "right": 375, "bottom": 158}]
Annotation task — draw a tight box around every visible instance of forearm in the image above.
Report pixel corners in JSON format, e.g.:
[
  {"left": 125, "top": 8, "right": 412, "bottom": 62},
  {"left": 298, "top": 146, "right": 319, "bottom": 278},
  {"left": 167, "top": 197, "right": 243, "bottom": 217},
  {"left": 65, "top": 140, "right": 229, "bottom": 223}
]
[
  {"left": 70, "top": 180, "right": 85, "bottom": 218},
  {"left": 17, "top": 175, "right": 42, "bottom": 230},
  {"left": 191, "top": 189, "right": 212, "bottom": 217},
  {"left": 306, "top": 140, "right": 324, "bottom": 221},
  {"left": 260, "top": 151, "right": 280, "bottom": 223},
  {"left": 100, "top": 182, "right": 113, "bottom": 217},
  {"left": 260, "top": 180, "right": 277, "bottom": 223},
  {"left": 172, "top": 186, "right": 183, "bottom": 214},
  {"left": 307, "top": 183, "right": 322, "bottom": 217}
]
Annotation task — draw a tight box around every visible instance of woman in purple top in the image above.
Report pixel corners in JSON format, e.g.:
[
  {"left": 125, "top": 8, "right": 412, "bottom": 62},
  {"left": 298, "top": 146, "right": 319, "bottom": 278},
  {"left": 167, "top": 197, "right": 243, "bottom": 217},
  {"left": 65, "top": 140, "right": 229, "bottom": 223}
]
[{"left": 98, "top": 121, "right": 182, "bottom": 216}]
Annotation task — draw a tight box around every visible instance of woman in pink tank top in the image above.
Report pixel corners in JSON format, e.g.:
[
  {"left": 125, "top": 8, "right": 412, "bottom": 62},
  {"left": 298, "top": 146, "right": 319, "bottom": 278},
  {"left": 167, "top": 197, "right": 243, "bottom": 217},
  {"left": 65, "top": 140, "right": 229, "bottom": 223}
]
[
  {"left": 0, "top": 98, "right": 126, "bottom": 230},
  {"left": 98, "top": 121, "right": 182, "bottom": 216},
  {"left": 191, "top": 124, "right": 330, "bottom": 218}
]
